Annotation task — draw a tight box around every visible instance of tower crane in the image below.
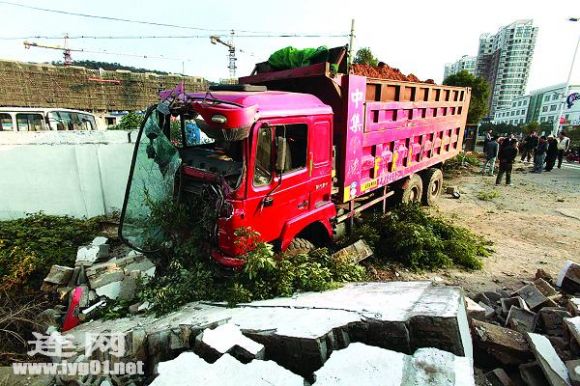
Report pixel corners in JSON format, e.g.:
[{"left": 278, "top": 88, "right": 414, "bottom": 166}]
[
  {"left": 210, "top": 30, "right": 237, "bottom": 79},
  {"left": 24, "top": 34, "right": 72, "bottom": 65}
]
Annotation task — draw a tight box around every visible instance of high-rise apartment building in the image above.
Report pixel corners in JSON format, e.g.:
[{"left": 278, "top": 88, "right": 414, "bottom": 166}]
[
  {"left": 443, "top": 55, "right": 476, "bottom": 80},
  {"left": 476, "top": 20, "right": 538, "bottom": 117}
]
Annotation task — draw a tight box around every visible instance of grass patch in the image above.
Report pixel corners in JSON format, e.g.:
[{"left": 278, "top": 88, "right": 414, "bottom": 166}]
[
  {"left": 0, "top": 213, "right": 101, "bottom": 292},
  {"left": 477, "top": 189, "right": 500, "bottom": 201},
  {"left": 352, "top": 204, "right": 491, "bottom": 271}
]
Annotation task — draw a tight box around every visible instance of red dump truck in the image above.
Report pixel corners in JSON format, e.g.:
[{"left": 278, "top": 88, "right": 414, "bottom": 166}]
[{"left": 119, "top": 48, "right": 471, "bottom": 268}]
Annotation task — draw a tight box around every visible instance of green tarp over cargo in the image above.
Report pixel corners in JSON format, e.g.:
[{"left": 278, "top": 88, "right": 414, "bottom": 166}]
[{"left": 268, "top": 46, "right": 330, "bottom": 70}]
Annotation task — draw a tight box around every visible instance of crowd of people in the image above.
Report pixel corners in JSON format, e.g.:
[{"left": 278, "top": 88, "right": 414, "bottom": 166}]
[{"left": 481, "top": 129, "right": 572, "bottom": 186}]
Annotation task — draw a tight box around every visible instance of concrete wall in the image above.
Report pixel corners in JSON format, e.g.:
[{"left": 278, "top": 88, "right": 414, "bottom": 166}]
[{"left": 0, "top": 130, "right": 137, "bottom": 219}]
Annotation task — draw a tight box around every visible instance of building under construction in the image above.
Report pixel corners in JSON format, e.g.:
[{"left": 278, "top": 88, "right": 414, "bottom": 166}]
[{"left": 0, "top": 59, "right": 207, "bottom": 111}]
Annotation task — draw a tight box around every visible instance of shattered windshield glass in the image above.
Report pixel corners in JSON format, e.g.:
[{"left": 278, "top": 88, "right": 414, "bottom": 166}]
[{"left": 119, "top": 104, "right": 181, "bottom": 252}]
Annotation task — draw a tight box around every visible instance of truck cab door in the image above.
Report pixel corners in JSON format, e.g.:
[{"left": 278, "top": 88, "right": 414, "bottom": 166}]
[
  {"left": 119, "top": 104, "right": 181, "bottom": 252},
  {"left": 245, "top": 119, "right": 316, "bottom": 245}
]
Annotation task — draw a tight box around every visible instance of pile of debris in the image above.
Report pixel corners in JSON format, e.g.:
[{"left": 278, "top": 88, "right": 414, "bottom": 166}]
[
  {"left": 351, "top": 63, "right": 435, "bottom": 84},
  {"left": 466, "top": 260, "right": 580, "bottom": 385},
  {"left": 40, "top": 236, "right": 156, "bottom": 331}
]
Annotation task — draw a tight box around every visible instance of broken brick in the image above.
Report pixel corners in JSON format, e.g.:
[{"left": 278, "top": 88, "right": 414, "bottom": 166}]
[
  {"left": 471, "top": 319, "right": 532, "bottom": 365},
  {"left": 465, "top": 297, "right": 486, "bottom": 321},
  {"left": 534, "top": 278, "right": 558, "bottom": 297},
  {"left": 539, "top": 308, "right": 572, "bottom": 336},
  {"left": 43, "top": 265, "right": 74, "bottom": 285},
  {"left": 505, "top": 306, "right": 536, "bottom": 334},
  {"left": 501, "top": 296, "right": 530, "bottom": 314},
  {"left": 512, "top": 284, "right": 549, "bottom": 310},
  {"left": 557, "top": 261, "right": 580, "bottom": 294},
  {"left": 519, "top": 361, "right": 550, "bottom": 386},
  {"left": 485, "top": 368, "right": 515, "bottom": 386}
]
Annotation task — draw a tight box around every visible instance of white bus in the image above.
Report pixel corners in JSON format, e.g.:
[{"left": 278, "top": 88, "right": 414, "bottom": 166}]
[{"left": 0, "top": 107, "right": 99, "bottom": 131}]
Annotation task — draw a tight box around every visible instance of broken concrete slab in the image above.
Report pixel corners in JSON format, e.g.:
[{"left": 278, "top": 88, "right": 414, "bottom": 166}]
[
  {"left": 76, "top": 242, "right": 109, "bottom": 267},
  {"left": 539, "top": 308, "right": 572, "bottom": 336},
  {"left": 65, "top": 282, "right": 471, "bottom": 379},
  {"left": 150, "top": 351, "right": 304, "bottom": 386},
  {"left": 331, "top": 239, "right": 373, "bottom": 264},
  {"left": 505, "top": 306, "right": 536, "bottom": 334},
  {"left": 558, "top": 261, "right": 580, "bottom": 294},
  {"left": 86, "top": 262, "right": 124, "bottom": 289},
  {"left": 565, "top": 359, "right": 580, "bottom": 386},
  {"left": 527, "top": 332, "right": 572, "bottom": 386},
  {"left": 485, "top": 368, "right": 515, "bottom": 386},
  {"left": 238, "top": 282, "right": 472, "bottom": 359},
  {"left": 312, "top": 343, "right": 474, "bottom": 386},
  {"left": 520, "top": 361, "right": 550, "bottom": 386},
  {"left": 465, "top": 297, "right": 486, "bottom": 321},
  {"left": 471, "top": 319, "right": 532, "bottom": 365},
  {"left": 513, "top": 284, "right": 549, "bottom": 310},
  {"left": 194, "top": 322, "right": 265, "bottom": 363},
  {"left": 43, "top": 265, "right": 74, "bottom": 285},
  {"left": 474, "top": 291, "right": 501, "bottom": 307}
]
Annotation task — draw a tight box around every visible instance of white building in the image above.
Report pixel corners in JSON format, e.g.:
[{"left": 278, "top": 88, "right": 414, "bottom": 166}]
[
  {"left": 493, "top": 83, "right": 580, "bottom": 131},
  {"left": 476, "top": 20, "right": 538, "bottom": 116},
  {"left": 443, "top": 55, "right": 477, "bottom": 80}
]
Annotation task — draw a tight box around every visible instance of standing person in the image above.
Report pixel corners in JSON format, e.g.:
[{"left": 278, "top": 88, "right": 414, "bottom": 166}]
[
  {"left": 482, "top": 136, "right": 499, "bottom": 176},
  {"left": 496, "top": 140, "right": 518, "bottom": 186},
  {"left": 483, "top": 129, "right": 493, "bottom": 153},
  {"left": 544, "top": 135, "right": 558, "bottom": 172},
  {"left": 557, "top": 131, "right": 571, "bottom": 169},
  {"left": 520, "top": 131, "right": 538, "bottom": 163},
  {"left": 532, "top": 136, "right": 548, "bottom": 173}
]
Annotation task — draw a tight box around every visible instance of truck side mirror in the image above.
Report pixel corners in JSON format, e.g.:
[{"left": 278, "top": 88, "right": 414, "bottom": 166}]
[{"left": 275, "top": 136, "right": 287, "bottom": 173}]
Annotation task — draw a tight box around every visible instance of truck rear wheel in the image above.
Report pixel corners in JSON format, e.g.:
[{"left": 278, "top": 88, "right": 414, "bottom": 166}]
[
  {"left": 421, "top": 168, "right": 443, "bottom": 206},
  {"left": 396, "top": 174, "right": 423, "bottom": 205},
  {"left": 285, "top": 238, "right": 315, "bottom": 256}
]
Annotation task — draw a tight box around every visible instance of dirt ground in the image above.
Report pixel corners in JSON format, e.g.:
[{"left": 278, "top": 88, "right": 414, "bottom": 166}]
[{"left": 385, "top": 160, "right": 580, "bottom": 298}]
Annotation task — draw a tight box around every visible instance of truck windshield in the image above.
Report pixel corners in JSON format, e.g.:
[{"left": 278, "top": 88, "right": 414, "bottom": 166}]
[
  {"left": 178, "top": 117, "right": 244, "bottom": 190},
  {"left": 119, "top": 104, "right": 181, "bottom": 252}
]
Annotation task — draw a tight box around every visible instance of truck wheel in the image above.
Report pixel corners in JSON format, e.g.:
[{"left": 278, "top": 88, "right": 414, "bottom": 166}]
[
  {"left": 285, "top": 238, "right": 315, "bottom": 256},
  {"left": 421, "top": 168, "right": 443, "bottom": 206},
  {"left": 396, "top": 174, "right": 423, "bottom": 204}
]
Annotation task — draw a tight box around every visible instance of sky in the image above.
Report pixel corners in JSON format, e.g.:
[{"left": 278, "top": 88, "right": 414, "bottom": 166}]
[{"left": 0, "top": 0, "right": 579, "bottom": 92}]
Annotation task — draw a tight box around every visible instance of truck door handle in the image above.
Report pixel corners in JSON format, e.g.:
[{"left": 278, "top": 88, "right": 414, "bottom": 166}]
[
  {"left": 298, "top": 200, "right": 308, "bottom": 209},
  {"left": 262, "top": 197, "right": 274, "bottom": 207}
]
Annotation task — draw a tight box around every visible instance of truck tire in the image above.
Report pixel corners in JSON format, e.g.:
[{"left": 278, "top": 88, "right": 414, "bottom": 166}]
[
  {"left": 396, "top": 174, "right": 423, "bottom": 205},
  {"left": 285, "top": 238, "right": 315, "bottom": 256},
  {"left": 421, "top": 168, "right": 443, "bottom": 206}
]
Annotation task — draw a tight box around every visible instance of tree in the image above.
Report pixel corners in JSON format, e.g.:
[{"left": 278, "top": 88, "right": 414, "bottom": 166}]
[
  {"left": 111, "top": 112, "right": 144, "bottom": 131},
  {"left": 353, "top": 47, "right": 378, "bottom": 66},
  {"left": 443, "top": 71, "right": 490, "bottom": 124}
]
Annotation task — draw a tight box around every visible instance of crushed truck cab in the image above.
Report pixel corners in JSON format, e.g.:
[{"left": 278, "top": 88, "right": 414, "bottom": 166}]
[{"left": 119, "top": 48, "right": 471, "bottom": 268}]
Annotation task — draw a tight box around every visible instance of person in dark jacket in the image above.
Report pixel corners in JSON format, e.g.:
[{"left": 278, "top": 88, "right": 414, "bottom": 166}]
[
  {"left": 520, "top": 131, "right": 538, "bottom": 163},
  {"left": 481, "top": 136, "right": 499, "bottom": 175},
  {"left": 532, "top": 136, "right": 548, "bottom": 173},
  {"left": 544, "top": 135, "right": 558, "bottom": 172},
  {"left": 496, "top": 139, "right": 518, "bottom": 185}
]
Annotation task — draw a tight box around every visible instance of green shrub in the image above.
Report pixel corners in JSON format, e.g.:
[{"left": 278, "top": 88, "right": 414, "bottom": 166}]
[
  {"left": 0, "top": 213, "right": 100, "bottom": 291},
  {"left": 353, "top": 204, "right": 490, "bottom": 271},
  {"left": 110, "top": 112, "right": 144, "bottom": 131}
]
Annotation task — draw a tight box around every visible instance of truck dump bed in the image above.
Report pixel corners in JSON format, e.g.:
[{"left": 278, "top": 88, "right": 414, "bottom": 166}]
[{"left": 240, "top": 59, "right": 471, "bottom": 203}]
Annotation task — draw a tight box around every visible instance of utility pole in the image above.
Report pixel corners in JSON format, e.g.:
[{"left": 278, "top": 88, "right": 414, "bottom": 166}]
[
  {"left": 553, "top": 17, "right": 580, "bottom": 135},
  {"left": 348, "top": 19, "right": 355, "bottom": 71}
]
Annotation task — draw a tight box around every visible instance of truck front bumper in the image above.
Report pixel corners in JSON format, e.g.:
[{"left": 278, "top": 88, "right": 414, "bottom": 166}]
[{"left": 210, "top": 249, "right": 245, "bottom": 269}]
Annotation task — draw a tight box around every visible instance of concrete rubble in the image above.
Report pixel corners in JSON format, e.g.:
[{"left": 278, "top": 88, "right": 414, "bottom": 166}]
[
  {"left": 60, "top": 281, "right": 474, "bottom": 385},
  {"left": 468, "top": 262, "right": 580, "bottom": 386}
]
